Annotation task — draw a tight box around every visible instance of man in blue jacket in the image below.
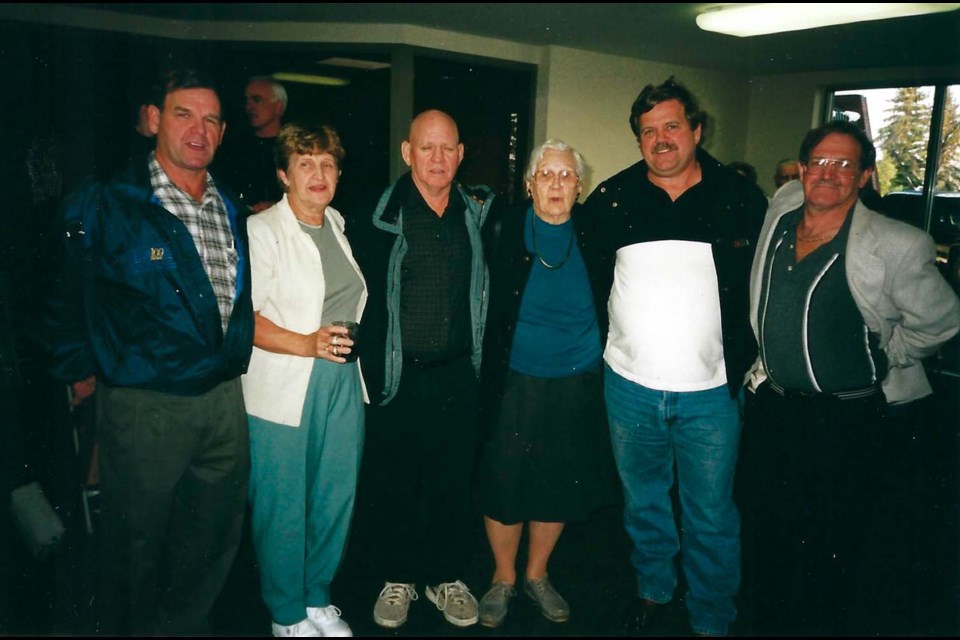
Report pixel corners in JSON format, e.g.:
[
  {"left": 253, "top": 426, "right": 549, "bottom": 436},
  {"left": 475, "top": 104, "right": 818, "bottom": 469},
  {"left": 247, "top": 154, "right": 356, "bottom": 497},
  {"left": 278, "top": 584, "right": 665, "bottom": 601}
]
[{"left": 44, "top": 68, "right": 254, "bottom": 635}]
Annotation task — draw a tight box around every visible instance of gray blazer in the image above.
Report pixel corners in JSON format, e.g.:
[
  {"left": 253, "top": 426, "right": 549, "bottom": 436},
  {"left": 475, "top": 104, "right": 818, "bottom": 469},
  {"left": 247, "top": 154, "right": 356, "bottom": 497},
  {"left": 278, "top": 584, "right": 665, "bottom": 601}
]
[{"left": 748, "top": 181, "right": 960, "bottom": 404}]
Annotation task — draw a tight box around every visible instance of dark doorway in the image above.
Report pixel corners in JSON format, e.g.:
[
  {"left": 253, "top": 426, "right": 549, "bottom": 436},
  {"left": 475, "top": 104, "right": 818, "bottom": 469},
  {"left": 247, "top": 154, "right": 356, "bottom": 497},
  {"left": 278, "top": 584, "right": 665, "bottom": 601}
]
[
  {"left": 0, "top": 21, "right": 537, "bottom": 634},
  {"left": 414, "top": 55, "right": 535, "bottom": 206}
]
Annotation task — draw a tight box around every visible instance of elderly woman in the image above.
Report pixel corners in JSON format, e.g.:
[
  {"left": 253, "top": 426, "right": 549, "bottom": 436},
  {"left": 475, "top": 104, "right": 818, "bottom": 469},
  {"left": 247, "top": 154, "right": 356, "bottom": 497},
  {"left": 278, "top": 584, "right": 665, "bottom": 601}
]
[
  {"left": 476, "top": 140, "right": 616, "bottom": 628},
  {"left": 241, "top": 123, "right": 366, "bottom": 637}
]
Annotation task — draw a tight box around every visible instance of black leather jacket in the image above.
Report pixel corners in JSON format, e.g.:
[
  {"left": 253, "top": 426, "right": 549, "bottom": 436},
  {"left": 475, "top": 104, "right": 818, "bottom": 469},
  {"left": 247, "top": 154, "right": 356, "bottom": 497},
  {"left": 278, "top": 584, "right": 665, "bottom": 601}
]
[{"left": 582, "top": 148, "right": 767, "bottom": 396}]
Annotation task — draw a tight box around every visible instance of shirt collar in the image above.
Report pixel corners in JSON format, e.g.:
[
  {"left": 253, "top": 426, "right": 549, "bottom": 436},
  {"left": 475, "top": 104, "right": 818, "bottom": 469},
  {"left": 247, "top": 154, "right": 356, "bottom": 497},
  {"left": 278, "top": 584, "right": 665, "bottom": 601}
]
[{"left": 148, "top": 151, "right": 218, "bottom": 203}]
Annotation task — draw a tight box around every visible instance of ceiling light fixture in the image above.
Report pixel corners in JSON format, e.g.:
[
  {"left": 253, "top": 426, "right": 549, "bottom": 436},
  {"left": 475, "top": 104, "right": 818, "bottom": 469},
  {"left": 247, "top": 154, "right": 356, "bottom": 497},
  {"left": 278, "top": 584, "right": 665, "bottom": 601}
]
[
  {"left": 696, "top": 3, "right": 960, "bottom": 38},
  {"left": 317, "top": 57, "right": 391, "bottom": 71},
  {"left": 271, "top": 72, "right": 350, "bottom": 87}
]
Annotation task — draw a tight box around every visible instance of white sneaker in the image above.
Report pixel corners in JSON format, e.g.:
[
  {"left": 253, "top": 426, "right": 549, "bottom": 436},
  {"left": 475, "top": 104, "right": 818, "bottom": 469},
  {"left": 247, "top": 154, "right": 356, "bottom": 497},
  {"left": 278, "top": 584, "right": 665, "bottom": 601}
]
[
  {"left": 307, "top": 605, "right": 352, "bottom": 637},
  {"left": 272, "top": 618, "right": 322, "bottom": 637},
  {"left": 373, "top": 582, "right": 418, "bottom": 629},
  {"left": 424, "top": 580, "right": 479, "bottom": 627}
]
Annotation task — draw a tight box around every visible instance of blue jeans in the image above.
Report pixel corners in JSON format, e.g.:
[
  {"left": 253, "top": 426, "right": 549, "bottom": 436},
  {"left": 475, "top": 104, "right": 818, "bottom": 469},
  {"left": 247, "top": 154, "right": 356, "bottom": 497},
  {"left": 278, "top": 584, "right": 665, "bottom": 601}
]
[{"left": 605, "top": 366, "right": 741, "bottom": 636}]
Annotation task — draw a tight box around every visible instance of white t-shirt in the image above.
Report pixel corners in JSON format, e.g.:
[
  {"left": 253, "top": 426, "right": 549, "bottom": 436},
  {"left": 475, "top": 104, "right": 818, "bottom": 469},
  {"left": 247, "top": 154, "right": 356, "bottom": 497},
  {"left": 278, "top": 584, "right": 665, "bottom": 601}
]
[{"left": 605, "top": 240, "right": 727, "bottom": 392}]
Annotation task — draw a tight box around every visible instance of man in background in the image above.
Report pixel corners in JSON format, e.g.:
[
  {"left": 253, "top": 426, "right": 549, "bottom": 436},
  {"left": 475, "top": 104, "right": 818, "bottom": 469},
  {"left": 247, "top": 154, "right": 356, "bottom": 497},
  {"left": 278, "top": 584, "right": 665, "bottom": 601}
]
[
  {"left": 219, "top": 75, "right": 287, "bottom": 213},
  {"left": 773, "top": 157, "right": 799, "bottom": 189}
]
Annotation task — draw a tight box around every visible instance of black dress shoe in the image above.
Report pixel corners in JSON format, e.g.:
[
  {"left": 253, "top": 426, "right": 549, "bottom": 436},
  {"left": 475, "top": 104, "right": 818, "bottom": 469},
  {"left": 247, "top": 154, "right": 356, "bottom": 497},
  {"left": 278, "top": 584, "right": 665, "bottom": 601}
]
[{"left": 620, "top": 597, "right": 662, "bottom": 635}]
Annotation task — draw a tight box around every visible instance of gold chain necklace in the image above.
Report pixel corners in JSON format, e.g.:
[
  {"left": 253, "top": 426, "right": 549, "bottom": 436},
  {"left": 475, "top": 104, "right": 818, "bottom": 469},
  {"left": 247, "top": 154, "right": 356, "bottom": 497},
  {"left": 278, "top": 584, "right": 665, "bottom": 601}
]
[{"left": 796, "top": 226, "right": 841, "bottom": 243}]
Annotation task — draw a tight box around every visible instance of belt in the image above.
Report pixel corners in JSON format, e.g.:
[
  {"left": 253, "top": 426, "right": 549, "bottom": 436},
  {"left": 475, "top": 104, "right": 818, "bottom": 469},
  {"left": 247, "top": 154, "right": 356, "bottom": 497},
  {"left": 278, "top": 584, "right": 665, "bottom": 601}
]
[
  {"left": 404, "top": 349, "right": 471, "bottom": 371},
  {"left": 767, "top": 380, "right": 881, "bottom": 401}
]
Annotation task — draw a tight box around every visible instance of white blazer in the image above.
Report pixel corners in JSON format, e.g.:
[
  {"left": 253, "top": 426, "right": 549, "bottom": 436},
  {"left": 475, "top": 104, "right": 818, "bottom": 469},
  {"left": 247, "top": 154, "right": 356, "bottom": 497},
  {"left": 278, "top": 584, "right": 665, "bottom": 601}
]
[
  {"left": 242, "top": 195, "right": 368, "bottom": 426},
  {"left": 749, "top": 181, "right": 960, "bottom": 403}
]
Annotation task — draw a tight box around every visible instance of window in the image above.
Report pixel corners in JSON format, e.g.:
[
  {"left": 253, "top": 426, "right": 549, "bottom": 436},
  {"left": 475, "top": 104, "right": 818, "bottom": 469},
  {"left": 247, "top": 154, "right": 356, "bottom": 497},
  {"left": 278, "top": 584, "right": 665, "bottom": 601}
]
[
  {"left": 829, "top": 84, "right": 960, "bottom": 374},
  {"left": 829, "top": 84, "right": 960, "bottom": 293}
]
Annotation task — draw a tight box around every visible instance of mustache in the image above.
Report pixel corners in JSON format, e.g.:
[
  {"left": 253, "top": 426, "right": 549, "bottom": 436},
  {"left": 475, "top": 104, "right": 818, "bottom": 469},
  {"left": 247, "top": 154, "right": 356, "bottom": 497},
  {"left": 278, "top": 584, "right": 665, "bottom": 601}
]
[
  {"left": 652, "top": 142, "right": 677, "bottom": 153},
  {"left": 813, "top": 178, "right": 841, "bottom": 187}
]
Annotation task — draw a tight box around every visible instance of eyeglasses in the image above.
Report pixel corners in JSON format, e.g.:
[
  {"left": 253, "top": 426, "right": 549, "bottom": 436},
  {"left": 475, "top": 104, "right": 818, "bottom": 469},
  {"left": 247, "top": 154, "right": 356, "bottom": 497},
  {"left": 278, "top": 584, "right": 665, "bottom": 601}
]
[
  {"left": 806, "top": 157, "right": 858, "bottom": 174},
  {"left": 532, "top": 169, "right": 580, "bottom": 186}
]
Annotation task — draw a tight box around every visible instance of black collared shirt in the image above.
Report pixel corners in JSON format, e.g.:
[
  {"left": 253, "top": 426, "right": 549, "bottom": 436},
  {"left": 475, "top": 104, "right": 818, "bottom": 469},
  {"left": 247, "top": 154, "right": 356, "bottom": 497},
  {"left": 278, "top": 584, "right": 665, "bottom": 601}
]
[
  {"left": 759, "top": 207, "right": 880, "bottom": 393},
  {"left": 399, "top": 182, "right": 472, "bottom": 360},
  {"left": 215, "top": 135, "right": 283, "bottom": 209}
]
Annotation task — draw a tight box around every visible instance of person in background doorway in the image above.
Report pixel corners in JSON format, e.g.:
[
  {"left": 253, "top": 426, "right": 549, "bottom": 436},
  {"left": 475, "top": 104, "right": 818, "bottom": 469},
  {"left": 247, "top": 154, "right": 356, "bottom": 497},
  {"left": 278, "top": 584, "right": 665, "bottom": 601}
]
[
  {"left": 773, "top": 158, "right": 799, "bottom": 189},
  {"left": 218, "top": 76, "right": 288, "bottom": 213}
]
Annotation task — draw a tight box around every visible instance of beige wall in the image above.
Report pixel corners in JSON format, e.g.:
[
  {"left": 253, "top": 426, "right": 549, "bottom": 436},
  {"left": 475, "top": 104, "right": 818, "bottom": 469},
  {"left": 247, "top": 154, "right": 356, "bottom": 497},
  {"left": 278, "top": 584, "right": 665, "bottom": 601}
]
[
  {"left": 538, "top": 46, "right": 752, "bottom": 194},
  {"left": 746, "top": 65, "right": 960, "bottom": 195}
]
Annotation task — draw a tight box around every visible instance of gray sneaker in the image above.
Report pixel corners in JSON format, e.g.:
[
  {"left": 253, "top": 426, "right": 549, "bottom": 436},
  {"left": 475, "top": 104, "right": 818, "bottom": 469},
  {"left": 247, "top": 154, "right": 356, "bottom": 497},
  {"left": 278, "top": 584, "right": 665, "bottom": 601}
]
[
  {"left": 424, "top": 580, "right": 479, "bottom": 627},
  {"left": 524, "top": 574, "right": 570, "bottom": 622},
  {"left": 373, "top": 582, "right": 418, "bottom": 629},
  {"left": 479, "top": 581, "right": 516, "bottom": 628}
]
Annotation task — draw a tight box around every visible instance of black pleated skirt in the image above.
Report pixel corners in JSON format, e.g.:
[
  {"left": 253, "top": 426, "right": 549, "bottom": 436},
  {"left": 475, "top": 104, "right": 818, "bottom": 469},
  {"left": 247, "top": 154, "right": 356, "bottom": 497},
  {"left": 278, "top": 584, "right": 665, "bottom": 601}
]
[{"left": 477, "top": 367, "right": 618, "bottom": 524}]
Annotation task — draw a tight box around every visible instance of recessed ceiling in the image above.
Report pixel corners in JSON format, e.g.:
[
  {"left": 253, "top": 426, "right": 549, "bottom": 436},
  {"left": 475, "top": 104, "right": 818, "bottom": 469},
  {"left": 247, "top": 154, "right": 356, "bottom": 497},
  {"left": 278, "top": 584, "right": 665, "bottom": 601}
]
[{"left": 47, "top": 3, "right": 960, "bottom": 75}]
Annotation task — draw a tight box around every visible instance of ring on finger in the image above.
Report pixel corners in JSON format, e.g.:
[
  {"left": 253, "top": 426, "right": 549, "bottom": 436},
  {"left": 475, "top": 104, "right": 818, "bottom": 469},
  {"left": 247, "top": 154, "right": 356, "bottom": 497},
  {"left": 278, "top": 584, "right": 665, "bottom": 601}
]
[
  {"left": 332, "top": 336, "right": 339, "bottom": 346},
  {"left": 333, "top": 346, "right": 340, "bottom": 356}
]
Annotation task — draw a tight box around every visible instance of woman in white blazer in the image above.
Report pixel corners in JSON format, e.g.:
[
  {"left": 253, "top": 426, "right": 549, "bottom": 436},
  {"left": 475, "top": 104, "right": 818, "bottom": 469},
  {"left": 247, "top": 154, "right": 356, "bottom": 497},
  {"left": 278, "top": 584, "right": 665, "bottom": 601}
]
[{"left": 242, "top": 124, "right": 367, "bottom": 638}]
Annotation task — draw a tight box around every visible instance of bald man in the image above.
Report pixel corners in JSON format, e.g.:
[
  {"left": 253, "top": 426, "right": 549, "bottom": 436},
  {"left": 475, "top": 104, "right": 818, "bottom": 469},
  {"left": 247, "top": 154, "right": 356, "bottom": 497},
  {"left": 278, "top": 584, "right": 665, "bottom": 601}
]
[{"left": 350, "top": 110, "right": 494, "bottom": 629}]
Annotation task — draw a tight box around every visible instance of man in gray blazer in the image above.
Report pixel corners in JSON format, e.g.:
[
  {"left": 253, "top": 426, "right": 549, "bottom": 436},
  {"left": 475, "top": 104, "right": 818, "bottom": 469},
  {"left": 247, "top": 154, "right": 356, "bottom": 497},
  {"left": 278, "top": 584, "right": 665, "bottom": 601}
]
[{"left": 741, "top": 120, "right": 960, "bottom": 635}]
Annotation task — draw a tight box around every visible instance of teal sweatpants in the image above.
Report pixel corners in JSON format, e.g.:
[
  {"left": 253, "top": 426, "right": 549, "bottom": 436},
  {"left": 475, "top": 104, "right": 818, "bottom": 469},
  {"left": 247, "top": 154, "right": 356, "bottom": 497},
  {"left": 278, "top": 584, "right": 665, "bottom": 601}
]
[{"left": 248, "top": 358, "right": 364, "bottom": 625}]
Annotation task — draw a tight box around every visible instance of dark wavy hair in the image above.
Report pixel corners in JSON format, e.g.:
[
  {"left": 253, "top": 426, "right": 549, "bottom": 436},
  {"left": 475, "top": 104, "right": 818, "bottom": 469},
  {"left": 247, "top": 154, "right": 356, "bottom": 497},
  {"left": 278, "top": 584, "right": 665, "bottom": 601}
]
[
  {"left": 149, "top": 68, "right": 221, "bottom": 111},
  {"left": 629, "top": 76, "right": 706, "bottom": 139},
  {"left": 799, "top": 120, "right": 876, "bottom": 170}
]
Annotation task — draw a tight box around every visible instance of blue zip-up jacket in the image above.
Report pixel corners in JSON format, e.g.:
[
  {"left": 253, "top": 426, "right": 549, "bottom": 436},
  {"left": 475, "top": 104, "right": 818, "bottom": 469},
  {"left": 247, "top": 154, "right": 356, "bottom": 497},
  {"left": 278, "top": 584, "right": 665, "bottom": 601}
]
[
  {"left": 44, "top": 160, "right": 254, "bottom": 395},
  {"left": 349, "top": 172, "right": 494, "bottom": 406}
]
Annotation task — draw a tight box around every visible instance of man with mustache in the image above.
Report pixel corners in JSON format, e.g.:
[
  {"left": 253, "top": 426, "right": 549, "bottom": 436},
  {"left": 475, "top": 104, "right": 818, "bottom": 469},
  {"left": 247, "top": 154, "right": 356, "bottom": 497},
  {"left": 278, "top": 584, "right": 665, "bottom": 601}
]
[
  {"left": 742, "top": 121, "right": 959, "bottom": 634},
  {"left": 583, "top": 77, "right": 766, "bottom": 636}
]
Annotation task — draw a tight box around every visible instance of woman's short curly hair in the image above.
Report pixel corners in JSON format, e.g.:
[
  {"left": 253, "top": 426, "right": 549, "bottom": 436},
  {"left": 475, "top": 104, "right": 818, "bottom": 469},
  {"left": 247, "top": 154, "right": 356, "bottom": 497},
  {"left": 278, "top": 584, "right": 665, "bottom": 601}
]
[{"left": 275, "top": 123, "right": 345, "bottom": 171}]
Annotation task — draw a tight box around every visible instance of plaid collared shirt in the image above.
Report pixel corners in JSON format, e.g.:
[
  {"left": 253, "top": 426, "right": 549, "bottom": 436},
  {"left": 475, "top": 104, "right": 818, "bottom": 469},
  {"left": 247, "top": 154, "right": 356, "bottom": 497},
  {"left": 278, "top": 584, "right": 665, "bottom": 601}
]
[{"left": 149, "top": 153, "right": 238, "bottom": 333}]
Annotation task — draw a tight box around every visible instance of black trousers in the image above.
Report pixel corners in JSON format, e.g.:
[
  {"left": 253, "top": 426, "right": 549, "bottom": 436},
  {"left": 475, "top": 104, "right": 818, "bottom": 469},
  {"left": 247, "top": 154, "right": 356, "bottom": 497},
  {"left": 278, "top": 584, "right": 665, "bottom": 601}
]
[
  {"left": 857, "top": 396, "right": 941, "bottom": 635},
  {"left": 357, "top": 356, "right": 480, "bottom": 586},
  {"left": 738, "top": 383, "right": 885, "bottom": 636},
  {"left": 96, "top": 378, "right": 249, "bottom": 635}
]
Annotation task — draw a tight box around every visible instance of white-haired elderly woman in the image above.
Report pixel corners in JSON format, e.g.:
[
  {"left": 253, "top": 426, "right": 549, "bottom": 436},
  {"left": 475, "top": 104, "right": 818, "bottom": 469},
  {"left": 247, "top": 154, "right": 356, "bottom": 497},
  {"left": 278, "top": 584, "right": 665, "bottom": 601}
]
[{"left": 476, "top": 140, "right": 617, "bottom": 628}]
